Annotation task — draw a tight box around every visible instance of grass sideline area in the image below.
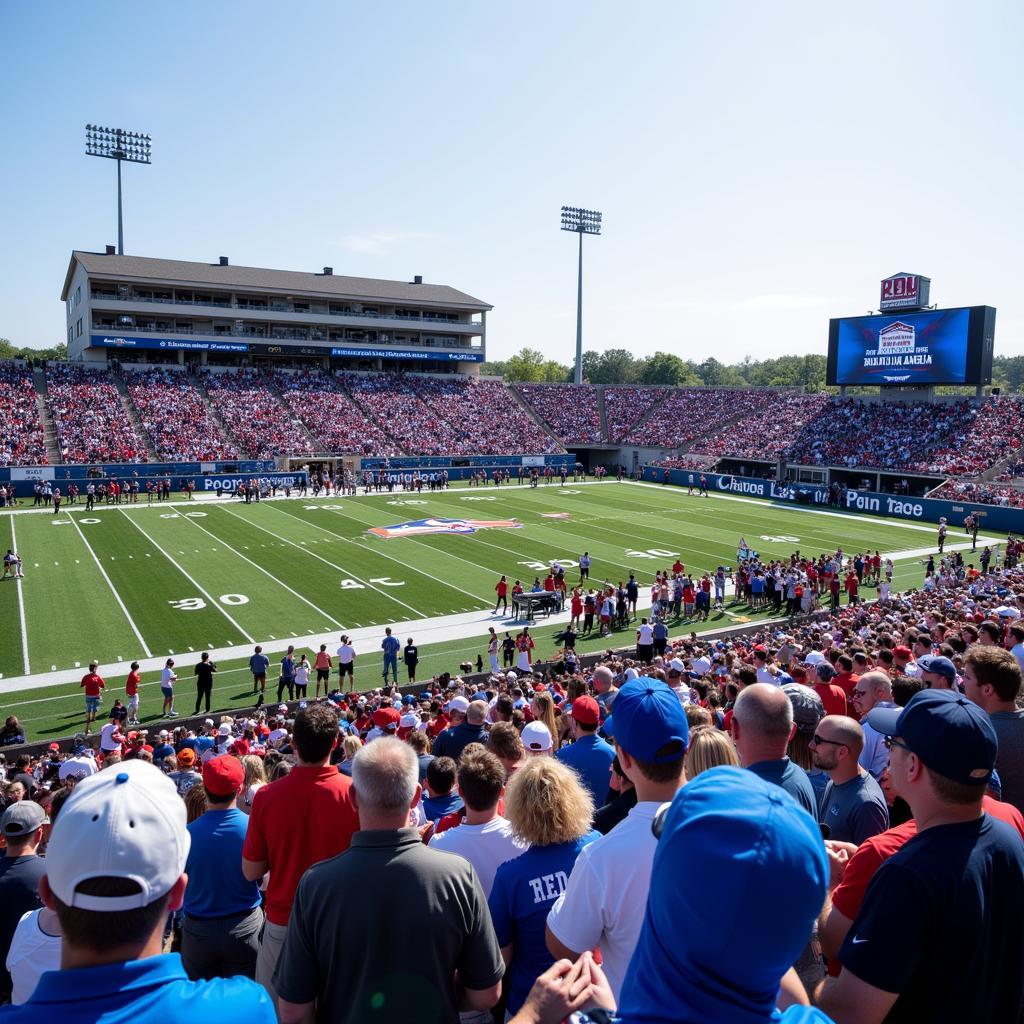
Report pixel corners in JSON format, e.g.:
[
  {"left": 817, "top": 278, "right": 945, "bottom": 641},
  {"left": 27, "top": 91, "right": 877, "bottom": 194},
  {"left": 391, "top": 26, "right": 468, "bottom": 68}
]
[{"left": 0, "top": 480, "right": 989, "bottom": 740}]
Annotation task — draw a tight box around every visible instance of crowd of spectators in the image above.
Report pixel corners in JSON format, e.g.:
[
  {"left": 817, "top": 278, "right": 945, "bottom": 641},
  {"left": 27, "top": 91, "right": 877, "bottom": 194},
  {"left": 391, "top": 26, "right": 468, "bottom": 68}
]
[
  {"left": 274, "top": 371, "right": 402, "bottom": 457},
  {"left": 125, "top": 369, "right": 237, "bottom": 461},
  {"left": 45, "top": 364, "right": 144, "bottom": 463},
  {"left": 0, "top": 364, "right": 46, "bottom": 467},
  {"left": 602, "top": 386, "right": 670, "bottom": 442},
  {"left": 655, "top": 454, "right": 719, "bottom": 470},
  {"left": 698, "top": 392, "right": 831, "bottom": 460},
  {"left": 341, "top": 372, "right": 561, "bottom": 456},
  {"left": 623, "top": 388, "right": 783, "bottom": 448},
  {"left": 930, "top": 479, "right": 1024, "bottom": 509},
  {"left": 513, "top": 384, "right": 604, "bottom": 444},
  {"left": 200, "top": 371, "right": 314, "bottom": 460}
]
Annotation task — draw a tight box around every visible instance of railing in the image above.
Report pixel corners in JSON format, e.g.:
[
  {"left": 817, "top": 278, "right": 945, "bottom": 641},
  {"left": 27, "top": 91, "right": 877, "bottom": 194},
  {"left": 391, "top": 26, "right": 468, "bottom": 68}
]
[{"left": 91, "top": 292, "right": 474, "bottom": 326}]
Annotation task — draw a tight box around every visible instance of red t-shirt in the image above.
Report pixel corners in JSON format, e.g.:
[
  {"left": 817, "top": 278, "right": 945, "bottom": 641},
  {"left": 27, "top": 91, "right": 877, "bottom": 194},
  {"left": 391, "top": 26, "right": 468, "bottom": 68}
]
[
  {"left": 242, "top": 765, "right": 359, "bottom": 926},
  {"left": 81, "top": 673, "right": 105, "bottom": 697},
  {"left": 496, "top": 580, "right": 508, "bottom": 597},
  {"left": 814, "top": 682, "right": 848, "bottom": 717},
  {"left": 125, "top": 671, "right": 140, "bottom": 697}
]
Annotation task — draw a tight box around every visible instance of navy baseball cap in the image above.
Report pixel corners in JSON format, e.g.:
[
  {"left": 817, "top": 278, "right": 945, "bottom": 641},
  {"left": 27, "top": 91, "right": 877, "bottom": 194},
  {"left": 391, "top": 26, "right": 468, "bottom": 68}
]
[
  {"left": 618, "top": 766, "right": 827, "bottom": 1022},
  {"left": 604, "top": 678, "right": 688, "bottom": 763},
  {"left": 866, "top": 688, "right": 997, "bottom": 786},
  {"left": 916, "top": 655, "right": 957, "bottom": 684}
]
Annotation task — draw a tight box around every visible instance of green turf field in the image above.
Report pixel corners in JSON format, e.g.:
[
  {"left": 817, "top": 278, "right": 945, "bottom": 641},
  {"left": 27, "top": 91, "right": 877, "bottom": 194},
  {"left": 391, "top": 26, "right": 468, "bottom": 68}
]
[{"left": 0, "top": 480, "right": 984, "bottom": 739}]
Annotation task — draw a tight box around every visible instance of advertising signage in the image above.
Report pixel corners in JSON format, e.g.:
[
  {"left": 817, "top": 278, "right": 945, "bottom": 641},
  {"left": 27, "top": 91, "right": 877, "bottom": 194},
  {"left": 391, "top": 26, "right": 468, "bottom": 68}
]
[
  {"left": 329, "top": 346, "right": 484, "bottom": 362},
  {"left": 826, "top": 307, "right": 995, "bottom": 387},
  {"left": 879, "top": 272, "right": 930, "bottom": 312},
  {"left": 91, "top": 334, "right": 249, "bottom": 353}
]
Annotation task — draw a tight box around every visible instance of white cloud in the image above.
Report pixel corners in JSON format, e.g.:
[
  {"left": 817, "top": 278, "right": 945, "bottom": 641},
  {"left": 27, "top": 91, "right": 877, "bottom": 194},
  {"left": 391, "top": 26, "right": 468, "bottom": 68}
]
[
  {"left": 336, "top": 230, "right": 444, "bottom": 255},
  {"left": 733, "top": 294, "right": 829, "bottom": 311}
]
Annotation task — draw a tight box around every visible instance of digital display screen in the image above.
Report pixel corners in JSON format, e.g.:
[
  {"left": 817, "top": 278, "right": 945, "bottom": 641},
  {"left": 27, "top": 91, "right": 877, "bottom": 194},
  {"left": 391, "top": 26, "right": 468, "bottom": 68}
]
[{"left": 827, "top": 308, "right": 992, "bottom": 386}]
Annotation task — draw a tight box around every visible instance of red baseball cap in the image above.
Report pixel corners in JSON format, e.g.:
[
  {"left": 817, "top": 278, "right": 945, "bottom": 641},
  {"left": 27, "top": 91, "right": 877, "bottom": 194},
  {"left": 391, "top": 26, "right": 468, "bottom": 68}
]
[
  {"left": 372, "top": 707, "right": 401, "bottom": 729},
  {"left": 894, "top": 645, "right": 913, "bottom": 660},
  {"left": 202, "top": 755, "right": 245, "bottom": 798},
  {"left": 571, "top": 695, "right": 600, "bottom": 726}
]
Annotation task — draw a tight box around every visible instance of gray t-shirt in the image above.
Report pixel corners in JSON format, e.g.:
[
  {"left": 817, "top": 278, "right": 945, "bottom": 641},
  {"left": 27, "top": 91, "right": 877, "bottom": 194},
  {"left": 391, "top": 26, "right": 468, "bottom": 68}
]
[
  {"left": 991, "top": 710, "right": 1024, "bottom": 814},
  {"left": 820, "top": 770, "right": 890, "bottom": 844},
  {"left": 274, "top": 827, "right": 503, "bottom": 1023}
]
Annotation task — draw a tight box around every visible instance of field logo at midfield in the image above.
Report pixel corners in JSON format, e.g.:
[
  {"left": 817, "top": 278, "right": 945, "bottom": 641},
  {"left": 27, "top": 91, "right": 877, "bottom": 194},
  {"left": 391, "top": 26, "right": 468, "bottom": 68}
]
[
  {"left": 541, "top": 512, "right": 572, "bottom": 519},
  {"left": 368, "top": 517, "right": 522, "bottom": 539}
]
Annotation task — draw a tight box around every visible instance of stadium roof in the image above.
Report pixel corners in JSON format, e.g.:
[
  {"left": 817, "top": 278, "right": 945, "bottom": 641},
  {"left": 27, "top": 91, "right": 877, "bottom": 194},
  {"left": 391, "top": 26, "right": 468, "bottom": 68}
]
[{"left": 61, "top": 251, "right": 492, "bottom": 309}]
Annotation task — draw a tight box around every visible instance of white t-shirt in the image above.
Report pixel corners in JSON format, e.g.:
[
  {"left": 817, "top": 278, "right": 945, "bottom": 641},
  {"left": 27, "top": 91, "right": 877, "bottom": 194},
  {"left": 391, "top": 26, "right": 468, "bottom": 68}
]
[
  {"left": 294, "top": 664, "right": 310, "bottom": 687},
  {"left": 428, "top": 816, "right": 527, "bottom": 898},
  {"left": 58, "top": 754, "right": 97, "bottom": 783},
  {"left": 636, "top": 624, "right": 654, "bottom": 645},
  {"left": 756, "top": 665, "right": 779, "bottom": 686},
  {"left": 337, "top": 644, "right": 355, "bottom": 665},
  {"left": 99, "top": 722, "right": 121, "bottom": 752},
  {"left": 161, "top": 667, "right": 176, "bottom": 688},
  {"left": 6, "top": 910, "right": 61, "bottom": 1004},
  {"left": 546, "top": 801, "right": 662, "bottom": 1001}
]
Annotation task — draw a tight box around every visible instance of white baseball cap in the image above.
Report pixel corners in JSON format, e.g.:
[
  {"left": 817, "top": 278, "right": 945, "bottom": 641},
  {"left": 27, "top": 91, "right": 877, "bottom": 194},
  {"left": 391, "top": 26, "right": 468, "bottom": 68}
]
[
  {"left": 521, "top": 721, "right": 553, "bottom": 752},
  {"left": 277, "top": 703, "right": 289, "bottom": 714},
  {"left": 217, "top": 723, "right": 232, "bottom": 737},
  {"left": 446, "top": 696, "right": 470, "bottom": 715},
  {"left": 46, "top": 760, "right": 189, "bottom": 912}
]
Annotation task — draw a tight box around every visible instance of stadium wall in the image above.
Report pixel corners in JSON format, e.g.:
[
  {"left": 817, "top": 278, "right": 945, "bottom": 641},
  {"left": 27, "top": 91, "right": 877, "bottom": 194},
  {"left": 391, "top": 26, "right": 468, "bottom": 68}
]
[
  {"left": 359, "top": 454, "right": 575, "bottom": 480},
  {"left": 642, "top": 466, "right": 1024, "bottom": 533}
]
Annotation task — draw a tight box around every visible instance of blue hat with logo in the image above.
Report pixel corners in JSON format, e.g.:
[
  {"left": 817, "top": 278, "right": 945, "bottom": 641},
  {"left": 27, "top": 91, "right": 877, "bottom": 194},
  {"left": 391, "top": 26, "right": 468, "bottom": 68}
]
[
  {"left": 604, "top": 677, "right": 688, "bottom": 763},
  {"left": 916, "top": 655, "right": 957, "bottom": 684},
  {"left": 865, "top": 688, "right": 997, "bottom": 786},
  {"left": 618, "top": 766, "right": 827, "bottom": 1023}
]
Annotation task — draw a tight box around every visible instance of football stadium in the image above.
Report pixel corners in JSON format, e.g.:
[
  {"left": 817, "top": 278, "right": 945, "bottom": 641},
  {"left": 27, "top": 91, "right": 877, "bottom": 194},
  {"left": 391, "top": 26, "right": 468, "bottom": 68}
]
[{"left": 2, "top": 5, "right": 1023, "bottom": 1023}]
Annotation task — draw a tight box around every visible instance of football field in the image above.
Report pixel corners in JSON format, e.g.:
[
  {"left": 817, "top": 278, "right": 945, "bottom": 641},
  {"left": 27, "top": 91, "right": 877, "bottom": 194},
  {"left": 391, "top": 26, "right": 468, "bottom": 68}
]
[{"left": 0, "top": 480, "right": 991, "bottom": 740}]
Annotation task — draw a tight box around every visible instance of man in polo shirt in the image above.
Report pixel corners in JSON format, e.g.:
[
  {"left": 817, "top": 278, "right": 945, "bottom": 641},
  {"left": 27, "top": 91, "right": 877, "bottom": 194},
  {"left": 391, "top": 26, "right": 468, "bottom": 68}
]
[
  {"left": 850, "top": 671, "right": 898, "bottom": 780},
  {"left": 275, "top": 737, "right": 504, "bottom": 1024},
  {"left": 182, "top": 755, "right": 263, "bottom": 981},
  {"left": 730, "top": 683, "right": 817, "bottom": 818},
  {"left": 0, "top": 761, "right": 274, "bottom": 1023},
  {"left": 811, "top": 716, "right": 889, "bottom": 844},
  {"left": 556, "top": 696, "right": 615, "bottom": 806},
  {"left": 547, "top": 677, "right": 689, "bottom": 1001},
  {"left": 432, "top": 697, "right": 487, "bottom": 760},
  {"left": 819, "top": 690, "right": 1024, "bottom": 1023},
  {"left": 242, "top": 704, "right": 359, "bottom": 1005},
  {"left": 249, "top": 646, "right": 269, "bottom": 698}
]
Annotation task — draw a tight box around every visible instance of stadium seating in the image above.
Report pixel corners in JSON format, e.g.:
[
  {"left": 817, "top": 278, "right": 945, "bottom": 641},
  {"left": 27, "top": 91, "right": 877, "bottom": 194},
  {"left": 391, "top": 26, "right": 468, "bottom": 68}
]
[
  {"left": 0, "top": 363, "right": 47, "bottom": 466},
  {"left": 603, "top": 386, "right": 670, "bottom": 442},
  {"left": 513, "top": 384, "right": 603, "bottom": 444},
  {"left": 200, "top": 370, "right": 314, "bottom": 459},
  {"left": 274, "top": 371, "right": 402, "bottom": 456},
  {"left": 695, "top": 392, "right": 831, "bottom": 460},
  {"left": 125, "top": 368, "right": 238, "bottom": 461},
  {"left": 46, "top": 363, "right": 145, "bottom": 463},
  {"left": 930, "top": 479, "right": 1024, "bottom": 508}
]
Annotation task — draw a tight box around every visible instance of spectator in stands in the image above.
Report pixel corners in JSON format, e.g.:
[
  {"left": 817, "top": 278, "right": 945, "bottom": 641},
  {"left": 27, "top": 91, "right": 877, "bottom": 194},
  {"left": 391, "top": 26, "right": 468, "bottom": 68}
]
[
  {"left": 274, "top": 736, "right": 504, "bottom": 1024},
  {"left": 730, "top": 683, "right": 817, "bottom": 817},
  {"left": 181, "top": 755, "right": 263, "bottom": 982},
  {"left": 0, "top": 761, "right": 274, "bottom": 1023},
  {"left": 603, "top": 387, "right": 670, "bottom": 443},
  {"left": 852, "top": 671, "right": 899, "bottom": 779},
  {"left": 0, "top": 803, "right": 48, "bottom": 1002},
  {"left": 241, "top": 704, "right": 358, "bottom": 1005},
  {"left": 488, "top": 757, "right": 599, "bottom": 1019},
  {"left": 515, "top": 385, "right": 603, "bottom": 444},
  {"left": 0, "top": 364, "right": 46, "bottom": 467},
  {"left": 432, "top": 698, "right": 487, "bottom": 760},
  {"left": 555, "top": 695, "right": 615, "bottom": 806},
  {"left": 819, "top": 690, "right": 1024, "bottom": 1023}
]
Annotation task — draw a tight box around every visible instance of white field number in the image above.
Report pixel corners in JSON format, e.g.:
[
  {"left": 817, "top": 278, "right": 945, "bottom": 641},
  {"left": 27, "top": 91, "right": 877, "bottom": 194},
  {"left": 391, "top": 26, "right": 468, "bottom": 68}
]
[
  {"left": 341, "top": 577, "right": 406, "bottom": 589},
  {"left": 387, "top": 500, "right": 427, "bottom": 506},
  {"left": 460, "top": 496, "right": 496, "bottom": 501},
  {"left": 168, "top": 594, "right": 250, "bottom": 611},
  {"left": 518, "top": 558, "right": 579, "bottom": 572},
  {"left": 158, "top": 511, "right": 207, "bottom": 519},
  {"left": 625, "top": 548, "right": 680, "bottom": 559},
  {"left": 760, "top": 535, "right": 799, "bottom": 544}
]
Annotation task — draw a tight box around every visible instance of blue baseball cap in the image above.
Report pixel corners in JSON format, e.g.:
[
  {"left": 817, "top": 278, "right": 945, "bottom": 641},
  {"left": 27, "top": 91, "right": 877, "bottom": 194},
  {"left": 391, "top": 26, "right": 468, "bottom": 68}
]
[
  {"left": 916, "top": 655, "right": 957, "bottom": 684},
  {"left": 604, "top": 678, "right": 688, "bottom": 763},
  {"left": 865, "top": 688, "right": 997, "bottom": 786},
  {"left": 618, "top": 766, "right": 827, "bottom": 1022},
  {"left": 402, "top": 695, "right": 416, "bottom": 705}
]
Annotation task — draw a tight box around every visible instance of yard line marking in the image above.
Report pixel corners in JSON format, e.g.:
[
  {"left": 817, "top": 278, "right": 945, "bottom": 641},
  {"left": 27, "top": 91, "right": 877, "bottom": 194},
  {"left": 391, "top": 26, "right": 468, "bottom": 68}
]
[
  {"left": 118, "top": 510, "right": 256, "bottom": 644},
  {"left": 10, "top": 517, "right": 30, "bottom": 674},
  {"left": 221, "top": 504, "right": 425, "bottom": 620},
  {"left": 175, "top": 508, "right": 347, "bottom": 629},
  {"left": 64, "top": 513, "right": 152, "bottom": 657}
]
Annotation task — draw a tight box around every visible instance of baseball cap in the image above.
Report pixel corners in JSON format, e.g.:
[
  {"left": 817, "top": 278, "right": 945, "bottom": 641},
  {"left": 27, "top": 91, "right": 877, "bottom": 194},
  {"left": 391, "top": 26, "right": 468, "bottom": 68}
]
[
  {"left": 893, "top": 645, "right": 913, "bottom": 660},
  {"left": 691, "top": 657, "right": 711, "bottom": 676},
  {"left": 521, "top": 721, "right": 553, "bottom": 752},
  {"left": 571, "top": 695, "right": 600, "bottom": 726},
  {"left": 803, "top": 650, "right": 825, "bottom": 666},
  {"left": 604, "top": 678, "right": 689, "bottom": 763},
  {"left": 446, "top": 696, "right": 470, "bottom": 715},
  {"left": 45, "top": 760, "right": 190, "bottom": 912},
  {"left": 158, "top": 730, "right": 169, "bottom": 739},
  {"left": 782, "top": 684, "right": 825, "bottom": 734},
  {"left": 277, "top": 703, "right": 289, "bottom": 714},
  {"left": 372, "top": 707, "right": 401, "bottom": 729},
  {"left": 217, "top": 723, "right": 232, "bottom": 737},
  {"left": 618, "top": 767, "right": 827, "bottom": 1022},
  {"left": 202, "top": 755, "right": 245, "bottom": 798},
  {"left": 917, "top": 655, "right": 957, "bottom": 683},
  {"left": 399, "top": 712, "right": 419, "bottom": 729},
  {"left": 48, "top": 742, "right": 60, "bottom": 753},
  {"left": 176, "top": 748, "right": 197, "bottom": 767},
  {"left": 204, "top": 719, "right": 214, "bottom": 728},
  {"left": 865, "top": 688, "right": 997, "bottom": 786},
  {"left": 668, "top": 658, "right": 686, "bottom": 674},
  {"left": 1, "top": 801, "right": 49, "bottom": 838},
  {"left": 402, "top": 695, "right": 416, "bottom": 705}
]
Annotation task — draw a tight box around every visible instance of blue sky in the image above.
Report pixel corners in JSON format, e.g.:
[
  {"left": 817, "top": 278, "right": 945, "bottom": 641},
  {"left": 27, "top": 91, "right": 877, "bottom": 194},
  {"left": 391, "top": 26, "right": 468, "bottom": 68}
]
[{"left": 2, "top": 1, "right": 1022, "bottom": 364}]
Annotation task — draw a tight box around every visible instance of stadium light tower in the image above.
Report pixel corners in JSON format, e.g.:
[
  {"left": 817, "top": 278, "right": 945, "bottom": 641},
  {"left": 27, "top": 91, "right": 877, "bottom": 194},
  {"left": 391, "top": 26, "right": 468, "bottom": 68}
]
[
  {"left": 560, "top": 206, "right": 602, "bottom": 385},
  {"left": 85, "top": 125, "right": 152, "bottom": 255}
]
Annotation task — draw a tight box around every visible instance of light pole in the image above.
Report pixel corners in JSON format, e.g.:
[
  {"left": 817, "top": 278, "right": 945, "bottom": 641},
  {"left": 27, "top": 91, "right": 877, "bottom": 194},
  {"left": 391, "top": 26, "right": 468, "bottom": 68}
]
[
  {"left": 85, "top": 125, "right": 152, "bottom": 255},
  {"left": 560, "top": 206, "right": 602, "bottom": 385}
]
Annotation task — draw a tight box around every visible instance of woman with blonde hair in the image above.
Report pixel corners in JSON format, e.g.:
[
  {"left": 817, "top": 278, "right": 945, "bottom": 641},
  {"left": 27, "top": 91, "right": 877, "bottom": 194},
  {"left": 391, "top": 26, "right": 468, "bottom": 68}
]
[
  {"left": 337, "top": 734, "right": 362, "bottom": 777},
  {"left": 488, "top": 757, "right": 599, "bottom": 1019},
  {"left": 684, "top": 725, "right": 739, "bottom": 780},
  {"left": 529, "top": 690, "right": 560, "bottom": 751},
  {"left": 236, "top": 754, "right": 268, "bottom": 814}
]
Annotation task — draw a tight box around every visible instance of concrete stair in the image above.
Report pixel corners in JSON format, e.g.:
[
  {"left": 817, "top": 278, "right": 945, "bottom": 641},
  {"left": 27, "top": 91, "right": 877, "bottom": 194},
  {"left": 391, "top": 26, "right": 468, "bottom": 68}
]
[
  {"left": 596, "top": 387, "right": 610, "bottom": 442},
  {"left": 194, "top": 373, "right": 244, "bottom": 456},
  {"left": 112, "top": 373, "right": 160, "bottom": 461},
  {"left": 506, "top": 386, "right": 565, "bottom": 452},
  {"left": 31, "top": 368, "right": 62, "bottom": 465}
]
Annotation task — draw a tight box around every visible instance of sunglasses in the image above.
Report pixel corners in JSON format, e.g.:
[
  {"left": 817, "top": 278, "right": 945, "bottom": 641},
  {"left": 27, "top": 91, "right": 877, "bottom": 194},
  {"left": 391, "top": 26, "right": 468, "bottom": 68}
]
[
  {"left": 884, "top": 736, "right": 913, "bottom": 754},
  {"left": 810, "top": 734, "right": 847, "bottom": 748}
]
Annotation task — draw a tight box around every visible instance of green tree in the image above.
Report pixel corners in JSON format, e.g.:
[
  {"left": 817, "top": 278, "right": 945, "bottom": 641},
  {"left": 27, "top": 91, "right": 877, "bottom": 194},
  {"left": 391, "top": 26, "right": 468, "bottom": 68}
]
[
  {"left": 639, "top": 351, "right": 702, "bottom": 386},
  {"left": 542, "top": 360, "right": 572, "bottom": 383},
  {"left": 698, "top": 357, "right": 746, "bottom": 387},
  {"left": 503, "top": 347, "right": 549, "bottom": 383}
]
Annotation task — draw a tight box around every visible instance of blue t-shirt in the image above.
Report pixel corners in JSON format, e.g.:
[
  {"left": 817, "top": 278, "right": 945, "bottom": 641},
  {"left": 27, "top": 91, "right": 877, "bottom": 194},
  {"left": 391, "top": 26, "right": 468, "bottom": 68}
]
[
  {"left": 249, "top": 654, "right": 269, "bottom": 676},
  {"left": 382, "top": 635, "right": 400, "bottom": 656},
  {"left": 746, "top": 759, "right": 817, "bottom": 820},
  {"left": 0, "top": 953, "right": 274, "bottom": 1023},
  {"left": 421, "top": 792, "right": 464, "bottom": 822},
  {"left": 280, "top": 656, "right": 295, "bottom": 681},
  {"left": 556, "top": 734, "right": 616, "bottom": 807},
  {"left": 184, "top": 809, "right": 262, "bottom": 918},
  {"left": 152, "top": 743, "right": 174, "bottom": 761},
  {"left": 489, "top": 833, "right": 600, "bottom": 1014}
]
